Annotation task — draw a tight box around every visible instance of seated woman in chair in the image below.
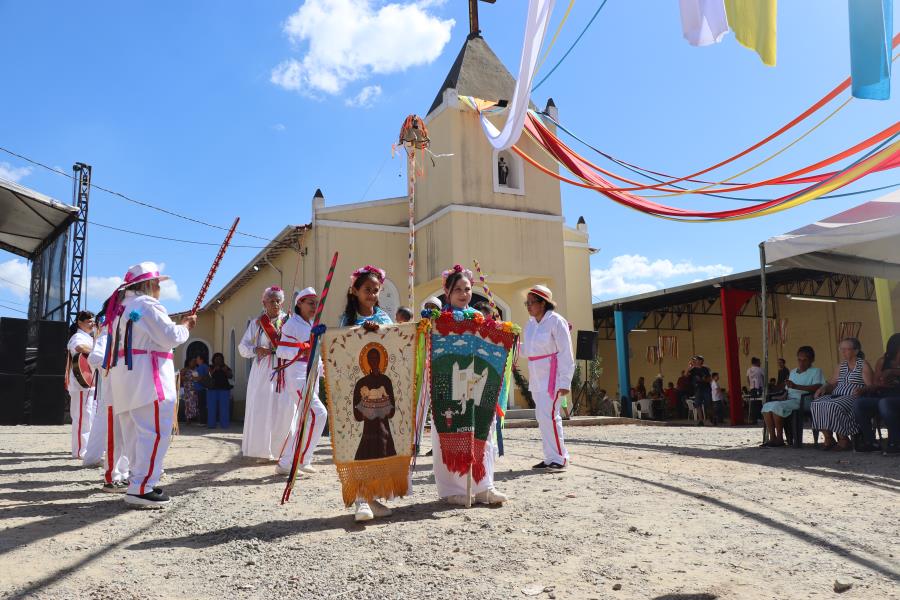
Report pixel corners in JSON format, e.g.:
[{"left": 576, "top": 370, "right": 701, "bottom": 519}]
[
  {"left": 853, "top": 333, "right": 900, "bottom": 453},
  {"left": 810, "top": 338, "right": 874, "bottom": 451},
  {"left": 760, "top": 346, "right": 825, "bottom": 447}
]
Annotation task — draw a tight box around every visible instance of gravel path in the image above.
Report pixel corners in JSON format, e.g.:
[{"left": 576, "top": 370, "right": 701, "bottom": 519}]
[{"left": 1, "top": 424, "right": 898, "bottom": 600}]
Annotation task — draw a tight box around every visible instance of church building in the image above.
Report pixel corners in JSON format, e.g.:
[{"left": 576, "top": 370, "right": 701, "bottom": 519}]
[{"left": 179, "top": 31, "right": 596, "bottom": 415}]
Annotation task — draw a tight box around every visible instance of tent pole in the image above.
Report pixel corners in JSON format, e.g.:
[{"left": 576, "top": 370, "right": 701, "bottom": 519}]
[{"left": 759, "top": 243, "right": 769, "bottom": 399}]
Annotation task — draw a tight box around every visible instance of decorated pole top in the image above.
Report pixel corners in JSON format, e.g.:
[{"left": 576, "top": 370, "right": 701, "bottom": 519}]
[{"left": 398, "top": 114, "right": 430, "bottom": 150}]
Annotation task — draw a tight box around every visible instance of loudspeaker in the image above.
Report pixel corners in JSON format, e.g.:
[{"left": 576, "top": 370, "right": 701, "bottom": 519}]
[
  {"left": 0, "top": 317, "right": 28, "bottom": 374},
  {"left": 576, "top": 330, "right": 597, "bottom": 361},
  {"left": 36, "top": 320, "right": 69, "bottom": 375},
  {"left": 29, "top": 375, "right": 67, "bottom": 425},
  {"left": 0, "top": 373, "right": 27, "bottom": 425}
]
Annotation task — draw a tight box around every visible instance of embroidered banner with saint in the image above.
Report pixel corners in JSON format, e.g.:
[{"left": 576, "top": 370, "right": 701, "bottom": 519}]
[
  {"left": 429, "top": 312, "right": 517, "bottom": 483},
  {"left": 322, "top": 322, "right": 417, "bottom": 506}
]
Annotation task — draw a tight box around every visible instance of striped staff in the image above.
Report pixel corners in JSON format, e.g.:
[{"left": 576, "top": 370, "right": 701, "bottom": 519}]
[
  {"left": 175, "top": 217, "right": 239, "bottom": 433},
  {"left": 281, "top": 252, "right": 339, "bottom": 504},
  {"left": 192, "top": 217, "right": 239, "bottom": 315},
  {"left": 472, "top": 258, "right": 496, "bottom": 309},
  {"left": 473, "top": 258, "right": 506, "bottom": 455}
]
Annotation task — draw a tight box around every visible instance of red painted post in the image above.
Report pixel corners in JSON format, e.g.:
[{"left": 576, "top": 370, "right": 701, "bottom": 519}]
[{"left": 720, "top": 288, "right": 756, "bottom": 426}]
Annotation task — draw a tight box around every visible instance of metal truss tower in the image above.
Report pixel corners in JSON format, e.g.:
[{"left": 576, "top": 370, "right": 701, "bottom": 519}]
[{"left": 66, "top": 162, "right": 91, "bottom": 325}]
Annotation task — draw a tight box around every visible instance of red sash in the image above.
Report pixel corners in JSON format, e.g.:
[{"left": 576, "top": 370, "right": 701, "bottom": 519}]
[{"left": 258, "top": 313, "right": 284, "bottom": 348}]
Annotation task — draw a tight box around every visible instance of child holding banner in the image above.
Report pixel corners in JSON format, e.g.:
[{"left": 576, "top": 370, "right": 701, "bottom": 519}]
[{"left": 429, "top": 264, "right": 508, "bottom": 506}]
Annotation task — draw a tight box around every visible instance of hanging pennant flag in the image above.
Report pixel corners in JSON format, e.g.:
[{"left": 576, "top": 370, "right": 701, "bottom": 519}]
[
  {"left": 849, "top": 0, "right": 893, "bottom": 100},
  {"left": 680, "top": 0, "right": 730, "bottom": 47},
  {"left": 724, "top": 0, "right": 777, "bottom": 66}
]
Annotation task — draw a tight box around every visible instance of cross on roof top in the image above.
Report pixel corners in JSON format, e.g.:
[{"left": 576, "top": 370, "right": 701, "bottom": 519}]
[{"left": 469, "top": 0, "right": 497, "bottom": 39}]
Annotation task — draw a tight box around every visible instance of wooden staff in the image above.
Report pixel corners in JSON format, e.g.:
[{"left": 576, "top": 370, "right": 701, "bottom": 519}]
[
  {"left": 192, "top": 217, "right": 239, "bottom": 315},
  {"left": 282, "top": 252, "right": 339, "bottom": 504}
]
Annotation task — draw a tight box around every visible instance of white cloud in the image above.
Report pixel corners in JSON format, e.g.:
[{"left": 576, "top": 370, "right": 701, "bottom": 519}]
[
  {"left": 160, "top": 279, "right": 181, "bottom": 301},
  {"left": 86, "top": 267, "right": 180, "bottom": 302},
  {"left": 344, "top": 84, "right": 382, "bottom": 108},
  {"left": 271, "top": 0, "right": 454, "bottom": 96},
  {"left": 591, "top": 254, "right": 733, "bottom": 301},
  {"left": 272, "top": 123, "right": 286, "bottom": 132},
  {"left": 0, "top": 258, "right": 30, "bottom": 298},
  {"left": 0, "top": 162, "right": 32, "bottom": 183},
  {"left": 86, "top": 276, "right": 124, "bottom": 301}
]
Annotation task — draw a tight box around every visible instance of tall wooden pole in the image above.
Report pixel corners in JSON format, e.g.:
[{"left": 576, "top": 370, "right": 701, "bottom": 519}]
[{"left": 407, "top": 148, "right": 416, "bottom": 308}]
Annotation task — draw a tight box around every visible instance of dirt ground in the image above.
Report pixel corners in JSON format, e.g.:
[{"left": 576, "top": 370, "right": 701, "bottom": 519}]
[{"left": 1, "top": 423, "right": 898, "bottom": 600}]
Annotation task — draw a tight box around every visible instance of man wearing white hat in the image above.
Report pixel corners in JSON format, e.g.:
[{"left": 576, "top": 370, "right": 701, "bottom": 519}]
[
  {"left": 274, "top": 287, "right": 326, "bottom": 475},
  {"left": 521, "top": 285, "right": 575, "bottom": 470},
  {"left": 107, "top": 262, "right": 196, "bottom": 508},
  {"left": 238, "top": 286, "right": 288, "bottom": 459},
  {"left": 66, "top": 310, "right": 96, "bottom": 459}
]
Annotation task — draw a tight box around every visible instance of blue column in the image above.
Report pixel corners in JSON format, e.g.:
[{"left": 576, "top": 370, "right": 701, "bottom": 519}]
[{"left": 614, "top": 310, "right": 645, "bottom": 418}]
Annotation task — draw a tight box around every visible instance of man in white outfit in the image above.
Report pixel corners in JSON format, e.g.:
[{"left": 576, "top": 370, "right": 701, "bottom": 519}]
[
  {"left": 274, "top": 287, "right": 326, "bottom": 476},
  {"left": 521, "top": 285, "right": 575, "bottom": 470},
  {"left": 107, "top": 262, "right": 195, "bottom": 508},
  {"left": 67, "top": 311, "right": 96, "bottom": 459},
  {"left": 238, "top": 286, "right": 287, "bottom": 459},
  {"left": 82, "top": 314, "right": 131, "bottom": 492}
]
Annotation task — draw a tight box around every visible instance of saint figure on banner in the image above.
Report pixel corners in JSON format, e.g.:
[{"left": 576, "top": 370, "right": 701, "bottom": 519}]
[{"left": 353, "top": 343, "right": 397, "bottom": 460}]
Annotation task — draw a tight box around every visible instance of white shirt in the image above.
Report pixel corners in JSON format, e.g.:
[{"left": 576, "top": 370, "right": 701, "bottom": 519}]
[
  {"left": 521, "top": 310, "right": 575, "bottom": 394},
  {"left": 67, "top": 330, "right": 94, "bottom": 390},
  {"left": 747, "top": 365, "right": 764, "bottom": 390},
  {"left": 108, "top": 292, "right": 190, "bottom": 414},
  {"left": 275, "top": 314, "right": 312, "bottom": 363},
  {"left": 711, "top": 379, "right": 722, "bottom": 402}
]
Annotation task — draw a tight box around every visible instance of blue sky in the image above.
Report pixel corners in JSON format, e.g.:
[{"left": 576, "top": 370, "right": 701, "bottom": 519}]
[{"left": 1, "top": 0, "right": 897, "bottom": 319}]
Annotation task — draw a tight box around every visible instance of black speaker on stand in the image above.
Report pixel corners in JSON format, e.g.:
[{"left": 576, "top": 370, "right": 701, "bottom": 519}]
[
  {"left": 571, "top": 330, "right": 598, "bottom": 417},
  {"left": 0, "top": 318, "right": 29, "bottom": 424}
]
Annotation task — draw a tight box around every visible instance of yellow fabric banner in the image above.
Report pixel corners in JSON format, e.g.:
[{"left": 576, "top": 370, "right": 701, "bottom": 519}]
[{"left": 725, "top": 0, "right": 777, "bottom": 66}]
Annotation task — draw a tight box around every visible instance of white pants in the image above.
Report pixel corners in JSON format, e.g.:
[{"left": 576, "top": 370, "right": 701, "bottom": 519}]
[
  {"left": 120, "top": 399, "right": 174, "bottom": 496},
  {"left": 278, "top": 394, "right": 327, "bottom": 470},
  {"left": 533, "top": 390, "right": 569, "bottom": 465},
  {"left": 82, "top": 382, "right": 108, "bottom": 466},
  {"left": 432, "top": 418, "right": 495, "bottom": 498},
  {"left": 69, "top": 386, "right": 95, "bottom": 459}
]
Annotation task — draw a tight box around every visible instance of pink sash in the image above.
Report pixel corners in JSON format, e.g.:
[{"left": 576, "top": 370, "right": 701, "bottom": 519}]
[
  {"left": 528, "top": 351, "right": 559, "bottom": 397},
  {"left": 119, "top": 349, "right": 174, "bottom": 402}
]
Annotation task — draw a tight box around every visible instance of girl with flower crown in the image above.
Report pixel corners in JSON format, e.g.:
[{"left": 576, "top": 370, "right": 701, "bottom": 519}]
[
  {"left": 431, "top": 264, "right": 508, "bottom": 506},
  {"left": 340, "top": 265, "right": 395, "bottom": 522}
]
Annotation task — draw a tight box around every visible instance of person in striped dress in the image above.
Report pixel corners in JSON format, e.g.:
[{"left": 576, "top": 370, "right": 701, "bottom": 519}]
[{"left": 810, "top": 338, "right": 874, "bottom": 451}]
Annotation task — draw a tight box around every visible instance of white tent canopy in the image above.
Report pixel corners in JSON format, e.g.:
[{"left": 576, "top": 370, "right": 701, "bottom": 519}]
[
  {"left": 763, "top": 189, "right": 900, "bottom": 279},
  {"left": 0, "top": 178, "right": 77, "bottom": 260}
]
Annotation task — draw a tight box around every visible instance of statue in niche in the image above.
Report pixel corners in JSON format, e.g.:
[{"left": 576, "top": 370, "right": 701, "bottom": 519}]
[{"left": 498, "top": 156, "right": 510, "bottom": 186}]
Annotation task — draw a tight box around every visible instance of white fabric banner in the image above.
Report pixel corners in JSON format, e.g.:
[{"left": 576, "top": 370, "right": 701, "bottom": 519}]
[
  {"left": 679, "top": 0, "right": 730, "bottom": 47},
  {"left": 478, "top": 0, "right": 555, "bottom": 151}
]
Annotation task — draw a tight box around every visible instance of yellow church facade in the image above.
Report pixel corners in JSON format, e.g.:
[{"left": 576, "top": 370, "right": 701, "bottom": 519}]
[{"left": 178, "top": 36, "right": 595, "bottom": 416}]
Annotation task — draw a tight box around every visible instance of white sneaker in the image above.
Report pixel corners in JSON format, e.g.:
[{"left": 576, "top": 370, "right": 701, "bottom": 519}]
[
  {"left": 446, "top": 495, "right": 470, "bottom": 506},
  {"left": 474, "top": 488, "right": 508, "bottom": 505},
  {"left": 300, "top": 464, "right": 317, "bottom": 474},
  {"left": 354, "top": 500, "right": 374, "bottom": 522},
  {"left": 275, "top": 464, "right": 291, "bottom": 476},
  {"left": 369, "top": 499, "right": 392, "bottom": 517}
]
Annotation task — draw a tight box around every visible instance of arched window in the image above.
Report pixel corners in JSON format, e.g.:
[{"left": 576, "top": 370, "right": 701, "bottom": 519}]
[
  {"left": 380, "top": 277, "right": 401, "bottom": 320},
  {"left": 493, "top": 148, "right": 525, "bottom": 195}
]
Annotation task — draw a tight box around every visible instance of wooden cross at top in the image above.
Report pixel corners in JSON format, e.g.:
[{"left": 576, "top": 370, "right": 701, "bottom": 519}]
[{"left": 469, "top": 0, "right": 497, "bottom": 39}]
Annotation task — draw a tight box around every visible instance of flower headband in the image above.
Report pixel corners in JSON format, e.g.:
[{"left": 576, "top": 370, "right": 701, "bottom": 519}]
[
  {"left": 350, "top": 265, "right": 386, "bottom": 286},
  {"left": 441, "top": 264, "right": 473, "bottom": 289}
]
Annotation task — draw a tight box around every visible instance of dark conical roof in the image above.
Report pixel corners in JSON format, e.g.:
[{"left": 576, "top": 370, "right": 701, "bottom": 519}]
[{"left": 427, "top": 36, "right": 517, "bottom": 115}]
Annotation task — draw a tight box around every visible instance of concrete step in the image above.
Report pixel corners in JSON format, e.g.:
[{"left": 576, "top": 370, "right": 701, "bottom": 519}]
[
  {"left": 504, "top": 408, "right": 536, "bottom": 420},
  {"left": 504, "top": 415, "right": 670, "bottom": 429}
]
